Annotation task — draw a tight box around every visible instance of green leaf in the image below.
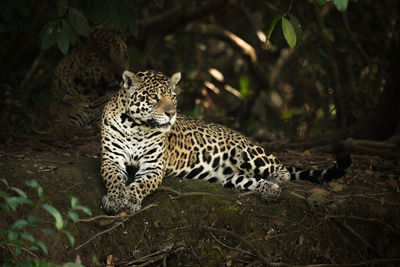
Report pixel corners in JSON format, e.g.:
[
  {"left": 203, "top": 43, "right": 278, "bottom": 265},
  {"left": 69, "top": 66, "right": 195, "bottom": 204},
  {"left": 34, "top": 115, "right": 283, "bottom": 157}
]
[
  {"left": 56, "top": 23, "right": 70, "bottom": 55},
  {"left": 8, "top": 230, "right": 18, "bottom": 241},
  {"left": 43, "top": 228, "right": 57, "bottom": 238},
  {"left": 68, "top": 211, "right": 79, "bottom": 222},
  {"left": 36, "top": 240, "right": 48, "bottom": 255},
  {"left": 333, "top": 0, "right": 348, "bottom": 12},
  {"left": 62, "top": 229, "right": 75, "bottom": 246},
  {"left": 42, "top": 204, "right": 64, "bottom": 230},
  {"left": 28, "top": 246, "right": 39, "bottom": 252},
  {"left": 62, "top": 19, "right": 78, "bottom": 45},
  {"left": 288, "top": 14, "right": 303, "bottom": 44},
  {"left": 239, "top": 76, "right": 250, "bottom": 98},
  {"left": 266, "top": 15, "right": 282, "bottom": 43},
  {"left": 26, "top": 180, "right": 38, "bottom": 188},
  {"left": 5, "top": 196, "right": 32, "bottom": 211},
  {"left": 27, "top": 215, "right": 41, "bottom": 226},
  {"left": 68, "top": 7, "right": 89, "bottom": 37},
  {"left": 0, "top": 178, "right": 9, "bottom": 187},
  {"left": 21, "top": 232, "right": 35, "bottom": 243},
  {"left": 74, "top": 205, "right": 92, "bottom": 216},
  {"left": 26, "top": 179, "right": 44, "bottom": 198},
  {"left": 282, "top": 17, "right": 296, "bottom": 48},
  {"left": 10, "top": 187, "right": 27, "bottom": 198},
  {"left": 11, "top": 219, "right": 28, "bottom": 230},
  {"left": 316, "top": 0, "right": 326, "bottom": 6},
  {"left": 70, "top": 197, "right": 78, "bottom": 209}
]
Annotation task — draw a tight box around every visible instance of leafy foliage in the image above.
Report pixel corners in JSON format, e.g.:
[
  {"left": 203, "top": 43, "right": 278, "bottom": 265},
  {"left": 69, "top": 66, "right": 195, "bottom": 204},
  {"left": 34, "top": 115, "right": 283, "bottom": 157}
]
[
  {"left": 0, "top": 178, "right": 91, "bottom": 266},
  {"left": 39, "top": 0, "right": 140, "bottom": 54}
]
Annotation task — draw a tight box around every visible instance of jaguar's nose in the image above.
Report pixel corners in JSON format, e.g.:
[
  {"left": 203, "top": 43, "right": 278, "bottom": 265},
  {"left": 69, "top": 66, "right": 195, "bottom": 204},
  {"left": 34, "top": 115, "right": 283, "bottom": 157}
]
[{"left": 164, "top": 108, "right": 176, "bottom": 119}]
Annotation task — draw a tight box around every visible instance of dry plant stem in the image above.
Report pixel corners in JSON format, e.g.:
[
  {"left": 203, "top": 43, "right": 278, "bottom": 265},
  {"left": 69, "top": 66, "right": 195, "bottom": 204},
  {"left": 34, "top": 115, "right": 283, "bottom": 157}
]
[
  {"left": 209, "top": 231, "right": 255, "bottom": 256},
  {"left": 120, "top": 245, "right": 186, "bottom": 266},
  {"left": 158, "top": 185, "right": 260, "bottom": 199},
  {"left": 74, "top": 221, "right": 123, "bottom": 251},
  {"left": 77, "top": 203, "right": 157, "bottom": 223},
  {"left": 201, "top": 225, "right": 269, "bottom": 265},
  {"left": 2, "top": 243, "right": 39, "bottom": 259}
]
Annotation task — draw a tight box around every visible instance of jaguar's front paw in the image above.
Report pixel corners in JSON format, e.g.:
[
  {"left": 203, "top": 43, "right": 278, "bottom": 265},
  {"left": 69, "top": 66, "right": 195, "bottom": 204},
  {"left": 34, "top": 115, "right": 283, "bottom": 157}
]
[
  {"left": 101, "top": 187, "right": 130, "bottom": 214},
  {"left": 126, "top": 199, "right": 142, "bottom": 213},
  {"left": 269, "top": 170, "right": 291, "bottom": 186},
  {"left": 258, "top": 181, "right": 281, "bottom": 202}
]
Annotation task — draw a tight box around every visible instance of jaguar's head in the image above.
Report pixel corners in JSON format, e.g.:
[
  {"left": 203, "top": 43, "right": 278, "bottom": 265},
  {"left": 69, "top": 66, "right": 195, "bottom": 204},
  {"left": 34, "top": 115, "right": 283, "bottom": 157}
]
[{"left": 122, "top": 70, "right": 180, "bottom": 132}]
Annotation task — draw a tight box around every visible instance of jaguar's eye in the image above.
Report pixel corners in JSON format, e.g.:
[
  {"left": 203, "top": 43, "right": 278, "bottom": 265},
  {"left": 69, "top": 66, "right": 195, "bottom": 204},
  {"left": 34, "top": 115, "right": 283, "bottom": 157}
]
[{"left": 149, "top": 94, "right": 158, "bottom": 101}]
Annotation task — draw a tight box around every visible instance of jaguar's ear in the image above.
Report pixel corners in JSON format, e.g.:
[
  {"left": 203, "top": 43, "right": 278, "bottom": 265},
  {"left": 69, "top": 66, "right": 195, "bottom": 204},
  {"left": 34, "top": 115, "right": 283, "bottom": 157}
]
[
  {"left": 170, "top": 72, "right": 181, "bottom": 87},
  {"left": 123, "top": 70, "right": 142, "bottom": 92}
]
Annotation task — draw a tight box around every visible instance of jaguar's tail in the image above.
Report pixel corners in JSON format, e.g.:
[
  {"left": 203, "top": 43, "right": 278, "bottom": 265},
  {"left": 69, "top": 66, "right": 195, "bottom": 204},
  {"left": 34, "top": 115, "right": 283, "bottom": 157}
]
[{"left": 286, "top": 149, "right": 351, "bottom": 184}]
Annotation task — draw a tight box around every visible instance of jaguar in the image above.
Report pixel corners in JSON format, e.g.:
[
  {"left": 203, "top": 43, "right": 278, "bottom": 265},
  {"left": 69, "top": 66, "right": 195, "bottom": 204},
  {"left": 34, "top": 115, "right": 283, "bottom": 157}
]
[
  {"left": 50, "top": 28, "right": 129, "bottom": 129},
  {"left": 100, "top": 70, "right": 351, "bottom": 214}
]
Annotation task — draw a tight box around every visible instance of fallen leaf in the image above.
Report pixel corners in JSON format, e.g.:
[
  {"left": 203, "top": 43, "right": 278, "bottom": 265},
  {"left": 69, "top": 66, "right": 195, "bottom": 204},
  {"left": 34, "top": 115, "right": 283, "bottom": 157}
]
[
  {"left": 307, "top": 193, "right": 326, "bottom": 206},
  {"left": 63, "top": 152, "right": 71, "bottom": 156},
  {"left": 300, "top": 150, "right": 311, "bottom": 157},
  {"left": 39, "top": 165, "right": 57, "bottom": 172},
  {"left": 329, "top": 182, "right": 344, "bottom": 192},
  {"left": 239, "top": 207, "right": 246, "bottom": 215},
  {"left": 118, "top": 210, "right": 127, "bottom": 217},
  {"left": 380, "top": 197, "right": 385, "bottom": 205},
  {"left": 74, "top": 254, "right": 82, "bottom": 264},
  {"left": 212, "top": 245, "right": 222, "bottom": 252},
  {"left": 106, "top": 254, "right": 114, "bottom": 267},
  {"left": 153, "top": 220, "right": 160, "bottom": 229},
  {"left": 226, "top": 259, "right": 232, "bottom": 267},
  {"left": 264, "top": 234, "right": 271, "bottom": 241},
  {"left": 298, "top": 235, "right": 304, "bottom": 246},
  {"left": 308, "top": 188, "right": 329, "bottom": 195}
]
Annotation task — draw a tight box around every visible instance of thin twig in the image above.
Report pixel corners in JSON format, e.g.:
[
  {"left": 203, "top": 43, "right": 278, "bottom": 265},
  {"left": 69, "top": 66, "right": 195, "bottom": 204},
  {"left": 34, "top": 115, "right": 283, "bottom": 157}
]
[
  {"left": 78, "top": 203, "right": 157, "bottom": 223},
  {"left": 3, "top": 243, "right": 39, "bottom": 259},
  {"left": 201, "top": 225, "right": 269, "bottom": 265},
  {"left": 74, "top": 221, "right": 123, "bottom": 250},
  {"left": 120, "top": 245, "right": 186, "bottom": 266},
  {"left": 209, "top": 231, "right": 255, "bottom": 256},
  {"left": 157, "top": 186, "right": 216, "bottom": 199}
]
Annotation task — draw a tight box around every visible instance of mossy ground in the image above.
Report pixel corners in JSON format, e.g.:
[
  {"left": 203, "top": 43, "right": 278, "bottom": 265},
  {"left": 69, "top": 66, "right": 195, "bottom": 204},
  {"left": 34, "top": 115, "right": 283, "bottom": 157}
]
[{"left": 1, "top": 145, "right": 400, "bottom": 266}]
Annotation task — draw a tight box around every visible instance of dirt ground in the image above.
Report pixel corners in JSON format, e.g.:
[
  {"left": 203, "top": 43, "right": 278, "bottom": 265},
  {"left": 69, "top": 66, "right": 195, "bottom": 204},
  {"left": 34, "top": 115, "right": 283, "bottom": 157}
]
[{"left": 1, "top": 134, "right": 400, "bottom": 266}]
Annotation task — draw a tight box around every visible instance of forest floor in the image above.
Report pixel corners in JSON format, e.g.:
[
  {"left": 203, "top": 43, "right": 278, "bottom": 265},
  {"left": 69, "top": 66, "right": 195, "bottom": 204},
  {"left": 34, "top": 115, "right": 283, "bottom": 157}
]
[{"left": 1, "top": 134, "right": 400, "bottom": 266}]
